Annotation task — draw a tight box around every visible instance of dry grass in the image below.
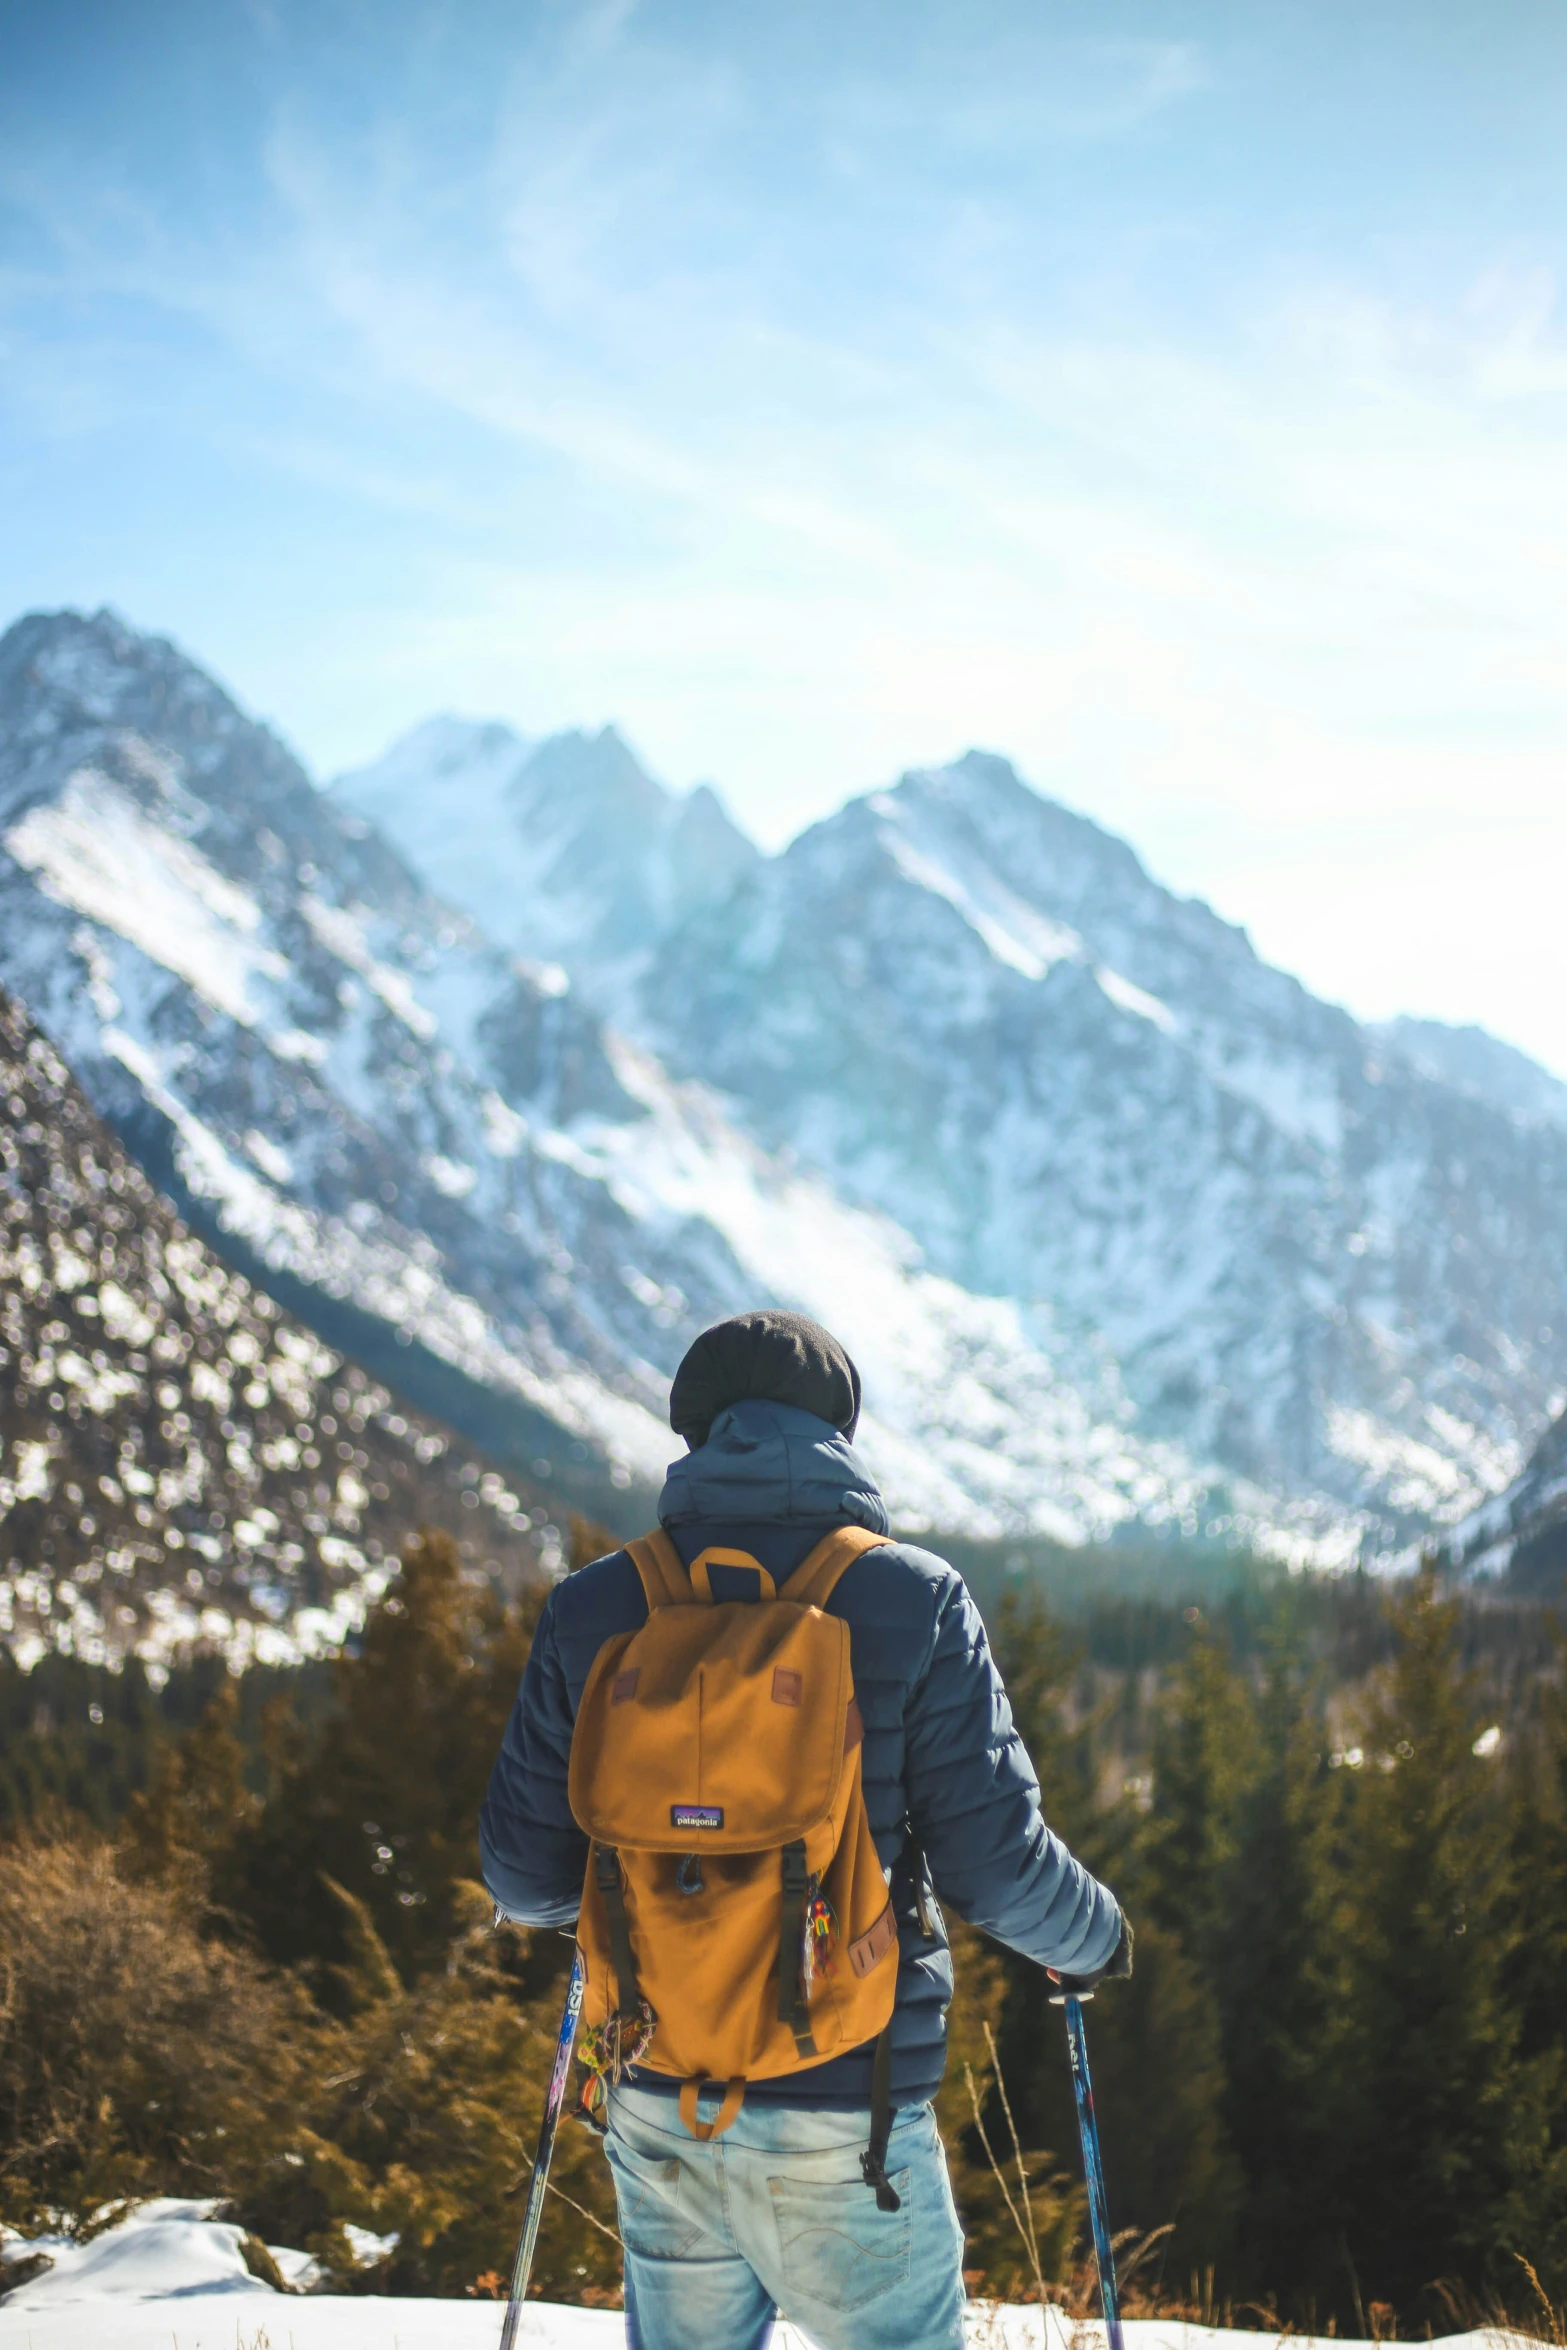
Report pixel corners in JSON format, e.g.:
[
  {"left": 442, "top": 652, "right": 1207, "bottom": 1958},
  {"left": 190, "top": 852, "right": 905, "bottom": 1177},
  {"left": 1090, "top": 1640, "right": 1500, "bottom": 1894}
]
[{"left": 953, "top": 2024, "right": 1565, "bottom": 2344}]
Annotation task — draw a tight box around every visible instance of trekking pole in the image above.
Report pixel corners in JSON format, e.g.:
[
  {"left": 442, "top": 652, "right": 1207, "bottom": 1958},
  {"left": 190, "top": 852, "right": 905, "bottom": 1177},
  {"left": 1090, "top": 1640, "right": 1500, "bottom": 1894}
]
[
  {"left": 1062, "top": 1993, "right": 1125, "bottom": 2350},
  {"left": 499, "top": 1944, "right": 586, "bottom": 2350}
]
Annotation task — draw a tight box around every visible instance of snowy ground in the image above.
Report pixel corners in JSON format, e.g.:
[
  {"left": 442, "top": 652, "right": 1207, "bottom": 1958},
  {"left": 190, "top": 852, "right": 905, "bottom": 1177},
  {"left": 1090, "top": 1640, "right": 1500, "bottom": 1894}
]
[{"left": 0, "top": 2200, "right": 1531, "bottom": 2350}]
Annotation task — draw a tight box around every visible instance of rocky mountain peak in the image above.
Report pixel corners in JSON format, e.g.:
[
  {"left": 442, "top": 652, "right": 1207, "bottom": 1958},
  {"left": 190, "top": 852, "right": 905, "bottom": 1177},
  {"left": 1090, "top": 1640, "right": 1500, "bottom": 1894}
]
[
  {"left": 333, "top": 714, "right": 757, "bottom": 1006},
  {"left": 633, "top": 749, "right": 1567, "bottom": 1532}
]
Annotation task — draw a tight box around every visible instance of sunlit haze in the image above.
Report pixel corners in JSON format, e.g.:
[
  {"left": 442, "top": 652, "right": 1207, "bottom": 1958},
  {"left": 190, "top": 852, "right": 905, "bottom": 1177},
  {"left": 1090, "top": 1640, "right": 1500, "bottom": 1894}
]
[{"left": 4, "top": 2, "right": 1567, "bottom": 1065}]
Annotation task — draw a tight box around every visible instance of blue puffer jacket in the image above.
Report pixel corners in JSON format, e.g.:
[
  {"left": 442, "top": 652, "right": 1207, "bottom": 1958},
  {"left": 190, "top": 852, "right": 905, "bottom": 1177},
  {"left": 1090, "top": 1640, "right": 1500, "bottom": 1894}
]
[{"left": 479, "top": 1399, "right": 1122, "bottom": 2110}]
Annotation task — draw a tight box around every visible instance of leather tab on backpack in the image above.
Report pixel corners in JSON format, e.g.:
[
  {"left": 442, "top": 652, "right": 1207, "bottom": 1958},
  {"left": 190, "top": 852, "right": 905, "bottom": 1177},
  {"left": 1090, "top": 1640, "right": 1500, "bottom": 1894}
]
[
  {"left": 848, "top": 1900, "right": 897, "bottom": 1978},
  {"left": 690, "top": 1548, "right": 777, "bottom": 1604},
  {"left": 611, "top": 1669, "right": 639, "bottom": 1704},
  {"left": 772, "top": 1667, "right": 802, "bottom": 1706},
  {"left": 843, "top": 1695, "right": 863, "bottom": 1753},
  {"left": 678, "top": 2077, "right": 747, "bottom": 2142}
]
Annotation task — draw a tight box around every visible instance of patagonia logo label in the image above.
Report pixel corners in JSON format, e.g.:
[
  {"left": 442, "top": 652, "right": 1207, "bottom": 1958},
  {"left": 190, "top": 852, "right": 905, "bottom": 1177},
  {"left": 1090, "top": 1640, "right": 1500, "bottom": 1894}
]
[{"left": 671, "top": 1804, "right": 724, "bottom": 1830}]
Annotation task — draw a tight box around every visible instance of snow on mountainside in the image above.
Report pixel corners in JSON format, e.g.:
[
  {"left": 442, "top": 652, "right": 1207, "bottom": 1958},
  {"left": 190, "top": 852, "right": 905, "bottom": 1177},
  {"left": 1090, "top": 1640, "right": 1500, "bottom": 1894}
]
[
  {"left": 1433, "top": 1393, "right": 1567, "bottom": 1590},
  {"left": 308, "top": 694, "right": 1567, "bottom": 1557},
  {"left": 0, "top": 610, "right": 1234, "bottom": 1580},
  {"left": 625, "top": 752, "right": 1567, "bottom": 1539},
  {"left": 0, "top": 983, "right": 553, "bottom": 1672},
  {"left": 334, "top": 717, "right": 758, "bottom": 1010},
  {"left": 7, "top": 607, "right": 1562, "bottom": 1571},
  {"left": 0, "top": 610, "right": 686, "bottom": 1510}
]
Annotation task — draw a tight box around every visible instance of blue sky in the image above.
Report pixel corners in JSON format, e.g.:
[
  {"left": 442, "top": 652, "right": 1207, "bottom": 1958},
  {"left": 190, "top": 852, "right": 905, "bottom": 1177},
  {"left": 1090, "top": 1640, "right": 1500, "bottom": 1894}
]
[{"left": 5, "top": 1, "right": 1567, "bottom": 1067}]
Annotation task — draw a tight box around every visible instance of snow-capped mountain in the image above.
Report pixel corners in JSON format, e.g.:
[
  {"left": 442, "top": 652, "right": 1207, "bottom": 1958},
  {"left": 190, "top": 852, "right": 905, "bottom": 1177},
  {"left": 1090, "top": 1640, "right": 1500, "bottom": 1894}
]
[
  {"left": 334, "top": 717, "right": 757, "bottom": 1011},
  {"left": 0, "top": 611, "right": 690, "bottom": 1517},
  {"left": 0, "top": 982, "right": 554, "bottom": 1672},
  {"left": 8, "top": 609, "right": 1565, "bottom": 1573},
  {"left": 625, "top": 751, "right": 1567, "bottom": 1533},
  {"left": 0, "top": 610, "right": 1232, "bottom": 1557}
]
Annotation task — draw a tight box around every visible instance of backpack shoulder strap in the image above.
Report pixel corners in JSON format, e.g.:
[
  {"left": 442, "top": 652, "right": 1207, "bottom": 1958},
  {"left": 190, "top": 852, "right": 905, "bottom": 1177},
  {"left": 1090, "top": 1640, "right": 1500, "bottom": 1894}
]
[
  {"left": 624, "top": 1530, "right": 697, "bottom": 1612},
  {"left": 779, "top": 1525, "right": 892, "bottom": 1610}
]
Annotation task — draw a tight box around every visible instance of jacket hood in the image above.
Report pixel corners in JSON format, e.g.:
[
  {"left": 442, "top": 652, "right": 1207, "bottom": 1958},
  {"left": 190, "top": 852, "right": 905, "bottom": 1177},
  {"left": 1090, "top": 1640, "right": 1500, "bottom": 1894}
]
[{"left": 658, "top": 1398, "right": 890, "bottom": 1534}]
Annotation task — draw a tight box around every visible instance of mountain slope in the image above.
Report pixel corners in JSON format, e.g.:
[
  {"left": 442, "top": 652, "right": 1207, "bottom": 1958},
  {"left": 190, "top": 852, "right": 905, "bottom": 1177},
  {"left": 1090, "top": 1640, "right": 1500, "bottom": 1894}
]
[
  {"left": 11, "top": 612, "right": 1562, "bottom": 1562},
  {"left": 1433, "top": 1391, "right": 1567, "bottom": 1592},
  {"left": 0, "top": 609, "right": 692, "bottom": 1509},
  {"left": 1372, "top": 1015, "right": 1567, "bottom": 1132},
  {"left": 629, "top": 752, "right": 1567, "bottom": 1533},
  {"left": 0, "top": 982, "right": 555, "bottom": 1673},
  {"left": 0, "top": 611, "right": 1228, "bottom": 1549},
  {"left": 334, "top": 717, "right": 757, "bottom": 1010}
]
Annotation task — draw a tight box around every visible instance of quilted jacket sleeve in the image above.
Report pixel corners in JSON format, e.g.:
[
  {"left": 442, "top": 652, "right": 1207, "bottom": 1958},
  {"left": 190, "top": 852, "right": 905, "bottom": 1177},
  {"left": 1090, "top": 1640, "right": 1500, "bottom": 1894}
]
[
  {"left": 904, "top": 1568, "right": 1123, "bottom": 1976},
  {"left": 478, "top": 1587, "right": 587, "bottom": 1927}
]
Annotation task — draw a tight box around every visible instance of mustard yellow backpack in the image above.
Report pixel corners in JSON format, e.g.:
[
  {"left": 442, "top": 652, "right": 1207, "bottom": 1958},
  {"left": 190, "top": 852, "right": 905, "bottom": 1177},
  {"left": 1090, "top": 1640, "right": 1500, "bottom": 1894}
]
[{"left": 567, "top": 1524, "right": 905, "bottom": 2203}]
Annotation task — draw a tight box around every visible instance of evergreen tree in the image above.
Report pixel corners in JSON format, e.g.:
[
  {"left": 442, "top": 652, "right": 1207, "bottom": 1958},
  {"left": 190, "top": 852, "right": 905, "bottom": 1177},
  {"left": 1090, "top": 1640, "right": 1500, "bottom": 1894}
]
[
  {"left": 996, "top": 1606, "right": 1245, "bottom": 2286},
  {"left": 992, "top": 1592, "right": 1097, "bottom": 1845},
  {"left": 1140, "top": 1626, "right": 1261, "bottom": 1967},
  {"left": 118, "top": 1676, "right": 260, "bottom": 1911},
  {"left": 1326, "top": 1575, "right": 1518, "bottom": 2322},
  {"left": 1210, "top": 1635, "right": 1345, "bottom": 2312},
  {"left": 0, "top": 1652, "right": 166, "bottom": 1832},
  {"left": 1496, "top": 1639, "right": 1567, "bottom": 2306},
  {"left": 1072, "top": 1916, "right": 1243, "bottom": 2288},
  {"left": 230, "top": 1527, "right": 535, "bottom": 1989}
]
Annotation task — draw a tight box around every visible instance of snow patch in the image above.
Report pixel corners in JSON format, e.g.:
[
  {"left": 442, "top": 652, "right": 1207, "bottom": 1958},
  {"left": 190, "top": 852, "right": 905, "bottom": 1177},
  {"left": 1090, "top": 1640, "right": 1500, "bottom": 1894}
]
[
  {"left": 270, "top": 1026, "right": 328, "bottom": 1065},
  {"left": 6, "top": 768, "right": 284, "bottom": 1025},
  {"left": 1326, "top": 1406, "right": 1500, "bottom": 1522},
  {"left": 244, "top": 1129, "right": 294, "bottom": 1184},
  {"left": 300, "top": 895, "right": 438, "bottom": 1039},
  {"left": 1095, "top": 967, "right": 1177, "bottom": 1033},
  {"left": 0, "top": 2203, "right": 1524, "bottom": 2350},
  {"left": 481, "top": 1090, "right": 529, "bottom": 1156},
  {"left": 422, "top": 1153, "right": 477, "bottom": 1199},
  {"left": 879, "top": 830, "right": 1082, "bottom": 983},
  {"left": 0, "top": 2197, "right": 266, "bottom": 2308}
]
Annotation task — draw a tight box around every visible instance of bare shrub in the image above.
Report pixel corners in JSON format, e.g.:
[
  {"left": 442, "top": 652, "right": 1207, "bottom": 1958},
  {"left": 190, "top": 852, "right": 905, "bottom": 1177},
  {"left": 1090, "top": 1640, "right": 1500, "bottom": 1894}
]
[{"left": 0, "top": 1833, "right": 313, "bottom": 2229}]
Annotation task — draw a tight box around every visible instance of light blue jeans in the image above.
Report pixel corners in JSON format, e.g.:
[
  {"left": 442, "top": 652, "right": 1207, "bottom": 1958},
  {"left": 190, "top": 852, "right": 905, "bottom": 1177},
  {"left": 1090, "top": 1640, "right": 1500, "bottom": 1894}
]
[{"left": 604, "top": 2081, "right": 967, "bottom": 2350}]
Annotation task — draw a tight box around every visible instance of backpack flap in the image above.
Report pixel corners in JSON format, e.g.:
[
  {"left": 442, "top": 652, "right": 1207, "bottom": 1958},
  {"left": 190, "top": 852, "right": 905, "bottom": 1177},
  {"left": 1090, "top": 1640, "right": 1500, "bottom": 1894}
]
[{"left": 569, "top": 1600, "right": 853, "bottom": 1853}]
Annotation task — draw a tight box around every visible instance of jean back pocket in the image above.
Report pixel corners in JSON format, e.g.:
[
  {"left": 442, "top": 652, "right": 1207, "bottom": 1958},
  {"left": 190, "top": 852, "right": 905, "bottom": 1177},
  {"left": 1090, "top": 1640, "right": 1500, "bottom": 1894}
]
[
  {"left": 767, "top": 2166, "right": 912, "bottom": 2310},
  {"left": 606, "top": 2137, "right": 704, "bottom": 2259}
]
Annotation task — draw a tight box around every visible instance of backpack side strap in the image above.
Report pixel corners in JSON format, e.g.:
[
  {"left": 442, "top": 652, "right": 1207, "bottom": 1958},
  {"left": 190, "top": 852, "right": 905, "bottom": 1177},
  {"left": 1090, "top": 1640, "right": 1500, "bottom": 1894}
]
[
  {"left": 860, "top": 2021, "right": 902, "bottom": 2211},
  {"left": 594, "top": 1843, "right": 641, "bottom": 2019},
  {"left": 778, "top": 1525, "right": 893, "bottom": 1610},
  {"left": 624, "top": 1531, "right": 697, "bottom": 1611}
]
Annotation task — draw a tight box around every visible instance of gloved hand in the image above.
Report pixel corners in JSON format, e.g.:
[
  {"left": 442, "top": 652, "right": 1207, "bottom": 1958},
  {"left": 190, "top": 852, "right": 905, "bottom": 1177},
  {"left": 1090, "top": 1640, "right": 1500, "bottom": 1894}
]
[{"left": 1047, "top": 1914, "right": 1133, "bottom": 2002}]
